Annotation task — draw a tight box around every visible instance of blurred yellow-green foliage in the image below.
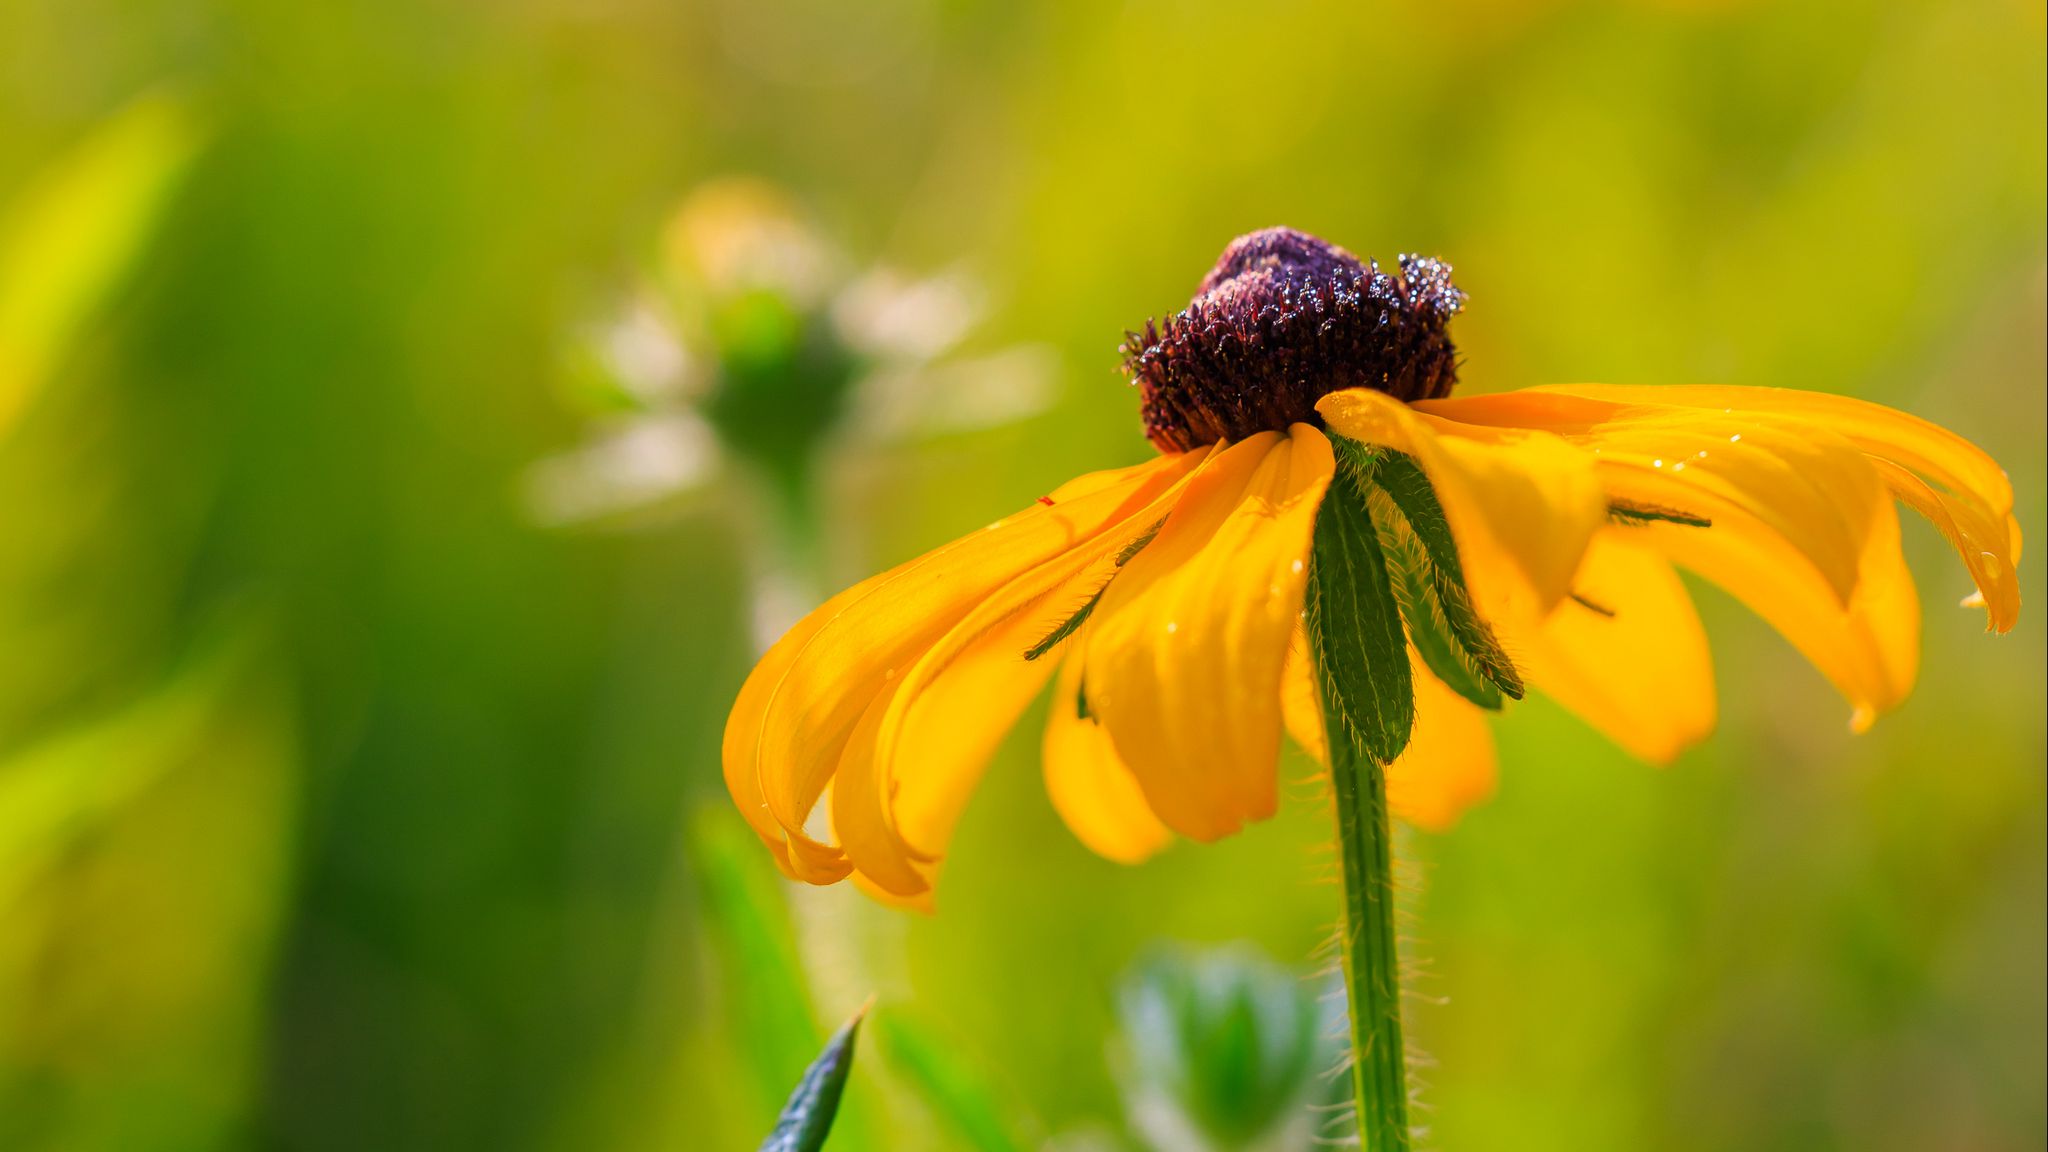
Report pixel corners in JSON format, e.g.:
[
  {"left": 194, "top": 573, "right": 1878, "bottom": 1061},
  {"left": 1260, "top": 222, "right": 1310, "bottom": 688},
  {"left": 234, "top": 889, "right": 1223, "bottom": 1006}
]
[{"left": 0, "top": 1, "right": 2041, "bottom": 1149}]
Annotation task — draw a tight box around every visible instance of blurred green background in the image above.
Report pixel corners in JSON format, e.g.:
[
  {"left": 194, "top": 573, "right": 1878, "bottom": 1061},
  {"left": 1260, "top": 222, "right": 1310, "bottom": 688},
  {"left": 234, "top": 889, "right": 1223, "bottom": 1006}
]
[{"left": 1, "top": 0, "right": 2042, "bottom": 1149}]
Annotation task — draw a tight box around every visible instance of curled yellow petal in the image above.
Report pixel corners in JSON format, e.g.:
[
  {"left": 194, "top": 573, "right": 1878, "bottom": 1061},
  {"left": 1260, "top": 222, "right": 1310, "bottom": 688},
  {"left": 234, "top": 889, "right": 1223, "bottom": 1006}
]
[
  {"left": 832, "top": 601, "right": 1059, "bottom": 897},
  {"left": 1637, "top": 496, "right": 1918, "bottom": 730},
  {"left": 1317, "top": 388, "right": 1606, "bottom": 617},
  {"left": 831, "top": 680, "right": 927, "bottom": 895},
  {"left": 1042, "top": 643, "right": 1173, "bottom": 865},
  {"left": 1867, "top": 457, "right": 2019, "bottom": 632},
  {"left": 836, "top": 458, "right": 1206, "bottom": 896},
  {"left": 1419, "top": 390, "right": 1890, "bottom": 605},
  {"left": 1086, "top": 427, "right": 1333, "bottom": 841},
  {"left": 1515, "top": 530, "right": 1716, "bottom": 764},
  {"left": 1530, "top": 383, "right": 2019, "bottom": 632},
  {"left": 723, "top": 450, "right": 1200, "bottom": 883},
  {"left": 722, "top": 576, "right": 859, "bottom": 882},
  {"left": 1536, "top": 382, "right": 2013, "bottom": 516}
]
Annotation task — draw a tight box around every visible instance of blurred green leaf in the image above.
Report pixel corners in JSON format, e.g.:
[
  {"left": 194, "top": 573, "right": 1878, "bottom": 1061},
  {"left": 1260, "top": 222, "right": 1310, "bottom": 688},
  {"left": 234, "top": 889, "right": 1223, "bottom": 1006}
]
[
  {"left": 760, "top": 1004, "right": 867, "bottom": 1152},
  {"left": 687, "top": 805, "right": 826, "bottom": 1118},
  {"left": 873, "top": 1011, "right": 1030, "bottom": 1152},
  {"left": 0, "top": 92, "right": 202, "bottom": 440},
  {"left": 0, "top": 614, "right": 297, "bottom": 1151}
]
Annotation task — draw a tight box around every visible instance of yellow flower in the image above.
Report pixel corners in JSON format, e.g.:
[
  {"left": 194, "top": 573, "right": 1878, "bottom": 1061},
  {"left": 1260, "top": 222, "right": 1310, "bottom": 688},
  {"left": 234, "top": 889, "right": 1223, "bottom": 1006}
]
[{"left": 723, "top": 228, "right": 2020, "bottom": 908}]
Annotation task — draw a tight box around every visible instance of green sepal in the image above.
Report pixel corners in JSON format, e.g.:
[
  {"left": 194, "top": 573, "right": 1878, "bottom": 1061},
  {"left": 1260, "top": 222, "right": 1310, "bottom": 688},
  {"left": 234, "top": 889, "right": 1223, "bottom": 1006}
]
[
  {"left": 1608, "top": 498, "right": 1711, "bottom": 528},
  {"left": 759, "top": 1005, "right": 867, "bottom": 1152},
  {"left": 1307, "top": 453, "right": 1414, "bottom": 765},
  {"left": 1341, "top": 443, "right": 1524, "bottom": 707},
  {"left": 1023, "top": 517, "right": 1166, "bottom": 662},
  {"left": 1023, "top": 586, "right": 1103, "bottom": 661},
  {"left": 1368, "top": 485, "right": 1505, "bottom": 710},
  {"left": 1569, "top": 591, "right": 1616, "bottom": 617}
]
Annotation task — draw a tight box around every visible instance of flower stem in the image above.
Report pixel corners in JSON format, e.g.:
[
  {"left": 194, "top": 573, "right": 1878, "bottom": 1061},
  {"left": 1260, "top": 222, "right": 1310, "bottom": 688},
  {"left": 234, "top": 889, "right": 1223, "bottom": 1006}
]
[{"left": 1327, "top": 719, "right": 1410, "bottom": 1150}]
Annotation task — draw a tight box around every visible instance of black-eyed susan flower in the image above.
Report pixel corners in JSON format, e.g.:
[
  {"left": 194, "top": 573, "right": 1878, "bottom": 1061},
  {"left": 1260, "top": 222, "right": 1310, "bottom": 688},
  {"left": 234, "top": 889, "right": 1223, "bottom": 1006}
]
[{"left": 723, "top": 226, "right": 2021, "bottom": 911}]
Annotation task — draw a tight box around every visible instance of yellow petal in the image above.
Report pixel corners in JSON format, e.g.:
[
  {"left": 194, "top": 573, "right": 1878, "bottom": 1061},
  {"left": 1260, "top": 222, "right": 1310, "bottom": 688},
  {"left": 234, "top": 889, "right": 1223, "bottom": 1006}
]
[
  {"left": 1535, "top": 383, "right": 2013, "bottom": 515},
  {"left": 1867, "top": 457, "right": 2019, "bottom": 632},
  {"left": 1316, "top": 388, "right": 1606, "bottom": 616},
  {"left": 828, "top": 453, "right": 1212, "bottom": 897},
  {"left": 1386, "top": 665, "right": 1498, "bottom": 832},
  {"left": 1515, "top": 530, "right": 1715, "bottom": 764},
  {"left": 1635, "top": 495, "right": 1919, "bottom": 730},
  {"left": 1042, "top": 644, "right": 1173, "bottom": 865},
  {"left": 725, "top": 449, "right": 1202, "bottom": 882},
  {"left": 1281, "top": 635, "right": 1496, "bottom": 830},
  {"left": 1280, "top": 627, "right": 1326, "bottom": 764},
  {"left": 832, "top": 603, "right": 1059, "bottom": 897},
  {"left": 830, "top": 679, "right": 928, "bottom": 895},
  {"left": 721, "top": 576, "right": 859, "bottom": 881},
  {"left": 1531, "top": 384, "right": 2019, "bottom": 631},
  {"left": 1085, "top": 427, "right": 1334, "bottom": 841},
  {"left": 1419, "top": 390, "right": 1889, "bottom": 604},
  {"left": 851, "top": 869, "right": 935, "bottom": 914}
]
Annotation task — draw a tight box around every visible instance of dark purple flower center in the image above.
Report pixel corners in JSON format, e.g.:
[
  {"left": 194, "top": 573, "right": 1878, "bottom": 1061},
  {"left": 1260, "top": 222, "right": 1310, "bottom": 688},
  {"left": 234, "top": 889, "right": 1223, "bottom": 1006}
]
[{"left": 1122, "top": 227, "right": 1465, "bottom": 453}]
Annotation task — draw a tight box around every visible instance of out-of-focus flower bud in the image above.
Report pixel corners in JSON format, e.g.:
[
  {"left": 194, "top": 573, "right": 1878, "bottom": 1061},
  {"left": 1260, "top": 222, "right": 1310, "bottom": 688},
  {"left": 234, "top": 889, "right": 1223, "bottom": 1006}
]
[
  {"left": 1114, "top": 945, "right": 1343, "bottom": 1152},
  {"left": 526, "top": 175, "right": 1054, "bottom": 587}
]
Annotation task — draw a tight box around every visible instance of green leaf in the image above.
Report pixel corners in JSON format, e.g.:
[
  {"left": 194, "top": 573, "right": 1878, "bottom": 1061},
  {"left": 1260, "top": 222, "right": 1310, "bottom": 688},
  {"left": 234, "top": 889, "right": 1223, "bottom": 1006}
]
[
  {"left": 874, "top": 1013, "right": 1030, "bottom": 1152},
  {"left": 688, "top": 807, "right": 828, "bottom": 1117},
  {"left": 760, "top": 1004, "right": 868, "bottom": 1152},
  {"left": 1308, "top": 453, "right": 1413, "bottom": 765},
  {"left": 0, "top": 613, "right": 297, "bottom": 1149},
  {"left": 1354, "top": 445, "right": 1524, "bottom": 704}
]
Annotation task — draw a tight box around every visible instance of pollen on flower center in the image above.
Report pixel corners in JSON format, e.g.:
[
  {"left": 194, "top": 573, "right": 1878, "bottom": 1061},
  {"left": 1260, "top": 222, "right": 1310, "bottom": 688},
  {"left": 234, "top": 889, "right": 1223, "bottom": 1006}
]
[{"left": 1121, "top": 227, "right": 1466, "bottom": 453}]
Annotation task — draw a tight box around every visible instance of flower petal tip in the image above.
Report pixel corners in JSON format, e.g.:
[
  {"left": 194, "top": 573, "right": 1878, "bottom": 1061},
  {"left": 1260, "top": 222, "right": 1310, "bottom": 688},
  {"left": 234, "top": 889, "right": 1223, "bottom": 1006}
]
[{"left": 853, "top": 871, "right": 937, "bottom": 914}]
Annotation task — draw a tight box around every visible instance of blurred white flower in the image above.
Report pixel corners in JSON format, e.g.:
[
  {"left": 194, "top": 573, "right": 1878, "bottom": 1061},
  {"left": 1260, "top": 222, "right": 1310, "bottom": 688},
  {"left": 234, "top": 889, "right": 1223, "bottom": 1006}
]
[
  {"left": 523, "top": 413, "right": 720, "bottom": 528},
  {"left": 853, "top": 343, "right": 1059, "bottom": 441},
  {"left": 525, "top": 177, "right": 1055, "bottom": 532},
  {"left": 599, "top": 299, "right": 693, "bottom": 406},
  {"left": 832, "top": 265, "right": 983, "bottom": 361}
]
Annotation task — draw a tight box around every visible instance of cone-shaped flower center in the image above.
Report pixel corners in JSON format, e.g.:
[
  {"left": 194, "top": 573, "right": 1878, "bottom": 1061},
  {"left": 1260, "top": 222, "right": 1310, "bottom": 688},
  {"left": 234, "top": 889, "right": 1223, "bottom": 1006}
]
[{"left": 1123, "top": 227, "right": 1465, "bottom": 453}]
